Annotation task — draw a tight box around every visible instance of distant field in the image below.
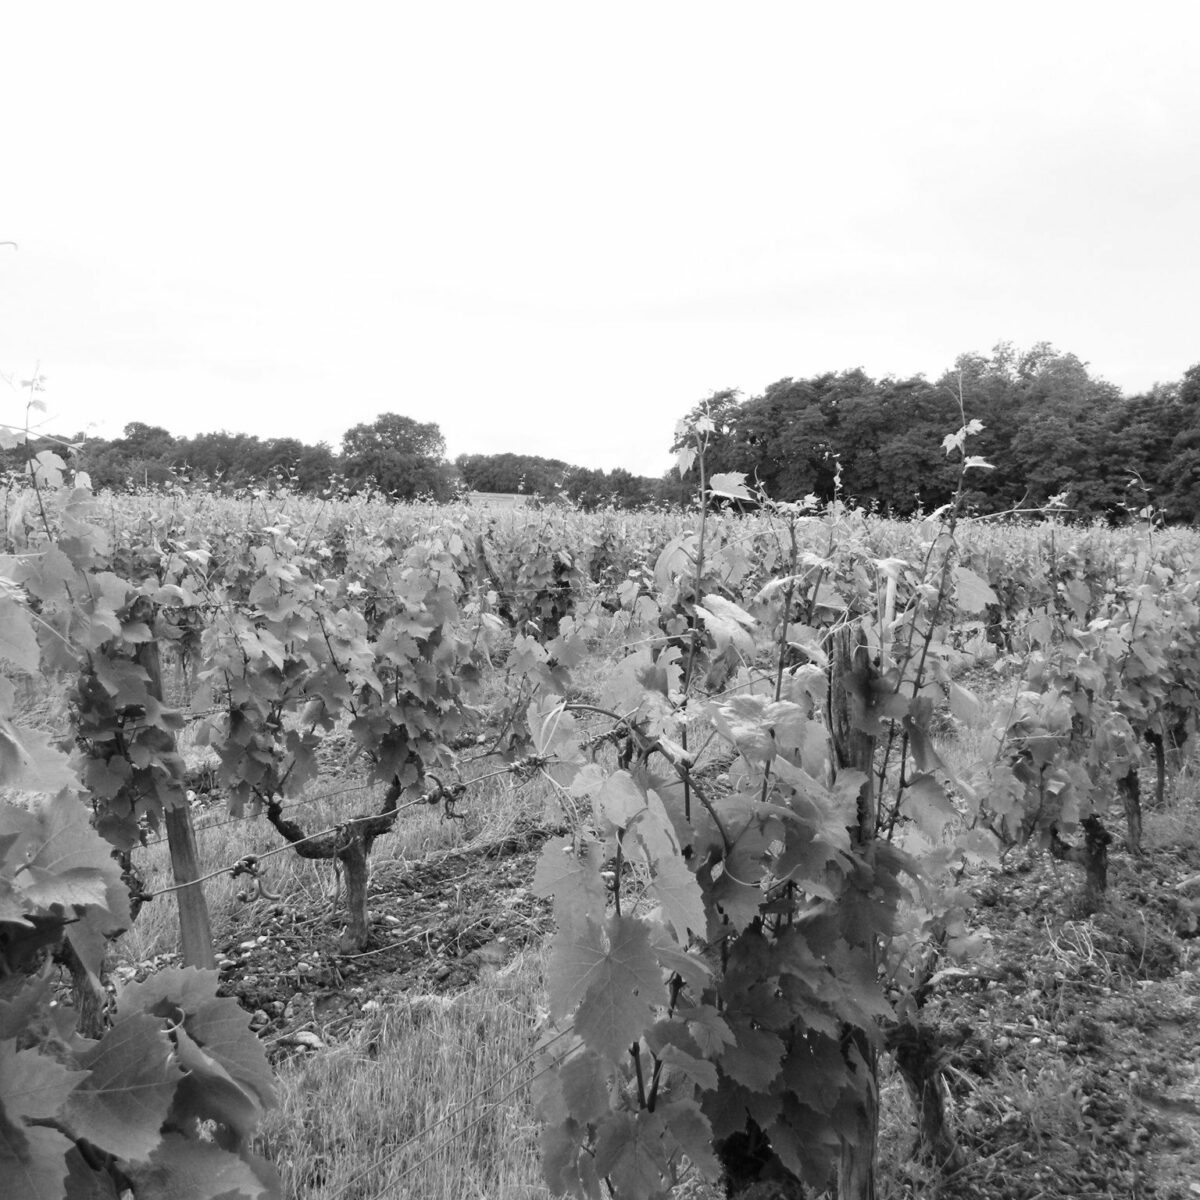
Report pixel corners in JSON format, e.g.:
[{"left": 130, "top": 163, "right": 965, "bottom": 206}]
[{"left": 465, "top": 490, "right": 533, "bottom": 508}]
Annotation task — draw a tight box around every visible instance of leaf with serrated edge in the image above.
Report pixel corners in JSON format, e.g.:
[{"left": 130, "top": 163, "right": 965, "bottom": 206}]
[
  {"left": 779, "top": 1033, "right": 850, "bottom": 1114},
  {"left": 533, "top": 837, "right": 607, "bottom": 938},
  {"left": 119, "top": 969, "right": 274, "bottom": 1110},
  {"left": 568, "top": 915, "right": 663, "bottom": 1060},
  {"left": 1, "top": 1041, "right": 89, "bottom": 1121},
  {"left": 905, "top": 773, "right": 957, "bottom": 839},
  {"left": 0, "top": 598, "right": 39, "bottom": 674},
  {"left": 558, "top": 1050, "right": 613, "bottom": 1126},
  {"left": 0, "top": 722, "right": 78, "bottom": 794},
  {"left": 646, "top": 851, "right": 705, "bottom": 942},
  {"left": 596, "top": 770, "right": 645, "bottom": 829},
  {"left": 685, "top": 1006, "right": 735, "bottom": 1057},
  {"left": 655, "top": 1043, "right": 718, "bottom": 1090},
  {"left": 594, "top": 1110, "right": 669, "bottom": 1199},
  {"left": 21, "top": 795, "right": 122, "bottom": 897},
  {"left": 64, "top": 1144, "right": 122, "bottom": 1198},
  {"left": 122, "top": 1133, "right": 271, "bottom": 1200},
  {"left": 629, "top": 788, "right": 679, "bottom": 865},
  {"left": 708, "top": 472, "right": 752, "bottom": 501},
  {"left": 2, "top": 1123, "right": 76, "bottom": 1200},
  {"left": 62, "top": 1013, "right": 180, "bottom": 1162},
  {"left": 17, "top": 866, "right": 107, "bottom": 911},
  {"left": 0, "top": 975, "right": 53, "bottom": 1042},
  {"left": 719, "top": 1022, "right": 785, "bottom": 1091},
  {"left": 953, "top": 566, "right": 998, "bottom": 615},
  {"left": 659, "top": 1097, "right": 721, "bottom": 1179},
  {"left": 648, "top": 932, "right": 710, "bottom": 997},
  {"left": 170, "top": 1027, "right": 262, "bottom": 1142},
  {"left": 700, "top": 593, "right": 756, "bottom": 628}
]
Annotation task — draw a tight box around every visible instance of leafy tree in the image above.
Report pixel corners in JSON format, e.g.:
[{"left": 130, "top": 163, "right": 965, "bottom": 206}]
[
  {"left": 934, "top": 343, "right": 1121, "bottom": 516},
  {"left": 292, "top": 440, "right": 337, "bottom": 492},
  {"left": 340, "top": 413, "right": 454, "bottom": 500},
  {"left": 455, "top": 452, "right": 570, "bottom": 495},
  {"left": 80, "top": 422, "right": 179, "bottom": 489},
  {"left": 1161, "top": 364, "right": 1200, "bottom": 521},
  {"left": 836, "top": 376, "right": 959, "bottom": 514},
  {"left": 1091, "top": 383, "right": 1184, "bottom": 519},
  {"left": 728, "top": 374, "right": 845, "bottom": 502}
]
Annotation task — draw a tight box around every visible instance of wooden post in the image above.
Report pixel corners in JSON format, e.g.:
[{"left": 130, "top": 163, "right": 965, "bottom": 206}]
[
  {"left": 1117, "top": 766, "right": 1142, "bottom": 855},
  {"left": 135, "top": 631, "right": 215, "bottom": 970},
  {"left": 829, "top": 626, "right": 878, "bottom": 1200}
]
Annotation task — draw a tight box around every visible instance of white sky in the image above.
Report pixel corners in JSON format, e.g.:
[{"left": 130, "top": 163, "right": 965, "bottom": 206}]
[{"left": 2, "top": 2, "right": 1198, "bottom": 478}]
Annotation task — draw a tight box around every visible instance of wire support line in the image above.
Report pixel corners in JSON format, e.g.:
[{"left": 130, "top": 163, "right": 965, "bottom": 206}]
[
  {"left": 323, "top": 1029, "right": 578, "bottom": 1200},
  {"left": 139, "top": 789, "right": 450, "bottom": 900},
  {"left": 136, "top": 755, "right": 544, "bottom": 887},
  {"left": 139, "top": 781, "right": 381, "bottom": 847}
]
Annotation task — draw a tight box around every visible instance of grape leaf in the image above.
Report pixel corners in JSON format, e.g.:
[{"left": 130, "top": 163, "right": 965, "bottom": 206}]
[
  {"left": 905, "top": 772, "right": 957, "bottom": 839},
  {"left": 0, "top": 1041, "right": 89, "bottom": 1200},
  {"left": 658, "top": 1096, "right": 720, "bottom": 1179},
  {"left": 598, "top": 649, "right": 653, "bottom": 716},
  {"left": 29, "top": 451, "right": 65, "bottom": 490},
  {"left": 118, "top": 969, "right": 275, "bottom": 1111},
  {"left": 767, "top": 1097, "right": 843, "bottom": 1191},
  {"left": 540, "top": 1118, "right": 598, "bottom": 1200},
  {"left": 685, "top": 1005, "right": 735, "bottom": 1057},
  {"left": 594, "top": 1110, "right": 669, "bottom": 1199},
  {"left": 597, "top": 770, "right": 646, "bottom": 829},
  {"left": 655, "top": 1043, "right": 718, "bottom": 1091},
  {"left": 778, "top": 1033, "right": 849, "bottom": 1114},
  {"left": 170, "top": 1026, "right": 262, "bottom": 1142},
  {"left": 17, "top": 794, "right": 119, "bottom": 889},
  {"left": 62, "top": 1013, "right": 180, "bottom": 1161},
  {"left": 2, "top": 1123, "right": 76, "bottom": 1200},
  {"left": 17, "top": 866, "right": 107, "bottom": 911},
  {"left": 708, "top": 472, "right": 752, "bottom": 501},
  {"left": 631, "top": 789, "right": 680, "bottom": 865},
  {"left": 1, "top": 1040, "right": 89, "bottom": 1120},
  {"left": 0, "top": 598, "right": 39, "bottom": 674},
  {"left": 646, "top": 850, "right": 705, "bottom": 943},
  {"left": 558, "top": 1050, "right": 612, "bottom": 1126},
  {"left": 122, "top": 1133, "right": 274, "bottom": 1200},
  {"left": 0, "top": 975, "right": 53, "bottom": 1041},
  {"left": 567, "top": 916, "right": 664, "bottom": 1059},
  {"left": 533, "top": 837, "right": 607, "bottom": 937},
  {"left": 0, "top": 721, "right": 77, "bottom": 794},
  {"left": 702, "top": 1079, "right": 781, "bottom": 1141},
  {"left": 718, "top": 1021, "right": 785, "bottom": 1091},
  {"left": 64, "top": 1145, "right": 122, "bottom": 1198},
  {"left": 953, "top": 567, "right": 998, "bottom": 615}
]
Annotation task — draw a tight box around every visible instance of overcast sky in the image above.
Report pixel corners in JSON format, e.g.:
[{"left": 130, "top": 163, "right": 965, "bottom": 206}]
[{"left": 2, "top": 2, "right": 1198, "bottom": 478}]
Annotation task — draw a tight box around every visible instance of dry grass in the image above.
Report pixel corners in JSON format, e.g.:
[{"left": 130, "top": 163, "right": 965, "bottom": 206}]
[{"left": 258, "top": 950, "right": 550, "bottom": 1200}]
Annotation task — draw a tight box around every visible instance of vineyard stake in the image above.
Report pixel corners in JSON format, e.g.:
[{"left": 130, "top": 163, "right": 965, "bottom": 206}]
[{"left": 135, "top": 632, "right": 216, "bottom": 969}]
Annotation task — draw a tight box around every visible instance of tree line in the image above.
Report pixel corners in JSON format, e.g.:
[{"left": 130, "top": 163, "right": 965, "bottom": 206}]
[
  {"left": 670, "top": 342, "right": 1200, "bottom": 522},
  {"left": 4, "top": 341, "right": 1198, "bottom": 519},
  {"left": 1, "top": 412, "right": 665, "bottom": 507}
]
